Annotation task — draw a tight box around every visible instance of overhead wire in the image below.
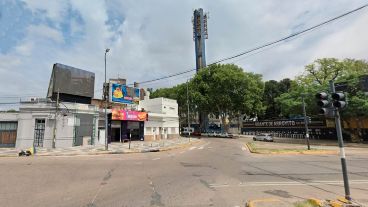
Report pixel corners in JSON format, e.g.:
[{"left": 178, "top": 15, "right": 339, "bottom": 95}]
[{"left": 136, "top": 3, "right": 368, "bottom": 86}]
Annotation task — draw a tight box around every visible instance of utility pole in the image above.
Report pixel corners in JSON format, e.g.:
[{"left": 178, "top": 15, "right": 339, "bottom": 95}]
[
  {"left": 301, "top": 94, "right": 311, "bottom": 150},
  {"left": 329, "top": 80, "right": 351, "bottom": 200},
  {"left": 187, "top": 80, "right": 191, "bottom": 142},
  {"left": 104, "top": 48, "right": 110, "bottom": 151},
  {"left": 52, "top": 90, "right": 59, "bottom": 149}
]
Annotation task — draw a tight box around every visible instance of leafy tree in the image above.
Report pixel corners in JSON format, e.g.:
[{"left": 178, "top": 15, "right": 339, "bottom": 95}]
[
  {"left": 277, "top": 58, "right": 368, "bottom": 141},
  {"left": 262, "top": 78, "right": 293, "bottom": 119},
  {"left": 191, "top": 64, "right": 264, "bottom": 131}
]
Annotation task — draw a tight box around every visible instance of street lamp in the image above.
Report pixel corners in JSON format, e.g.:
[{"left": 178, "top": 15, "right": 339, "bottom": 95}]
[{"left": 105, "top": 48, "right": 110, "bottom": 151}]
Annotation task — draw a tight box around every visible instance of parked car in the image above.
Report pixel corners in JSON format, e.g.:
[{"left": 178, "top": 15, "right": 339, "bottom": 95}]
[{"left": 253, "top": 133, "right": 273, "bottom": 142}]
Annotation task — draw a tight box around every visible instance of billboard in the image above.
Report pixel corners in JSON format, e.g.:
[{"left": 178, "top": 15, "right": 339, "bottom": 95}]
[
  {"left": 112, "top": 109, "right": 148, "bottom": 121},
  {"left": 47, "top": 63, "right": 95, "bottom": 103},
  {"left": 111, "top": 83, "right": 140, "bottom": 104}
]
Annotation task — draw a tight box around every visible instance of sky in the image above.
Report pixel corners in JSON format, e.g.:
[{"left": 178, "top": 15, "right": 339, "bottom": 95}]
[{"left": 0, "top": 0, "right": 368, "bottom": 108}]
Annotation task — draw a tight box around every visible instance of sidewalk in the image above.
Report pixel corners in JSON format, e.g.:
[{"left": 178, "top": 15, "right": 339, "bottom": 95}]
[{"left": 0, "top": 137, "right": 201, "bottom": 157}]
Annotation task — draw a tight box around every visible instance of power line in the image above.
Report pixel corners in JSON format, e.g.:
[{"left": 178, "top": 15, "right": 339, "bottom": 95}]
[
  {"left": 137, "top": 4, "right": 368, "bottom": 86},
  {"left": 211, "top": 4, "right": 368, "bottom": 65}
]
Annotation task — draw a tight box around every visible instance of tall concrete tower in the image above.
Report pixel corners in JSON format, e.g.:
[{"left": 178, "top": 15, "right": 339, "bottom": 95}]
[{"left": 192, "top": 8, "right": 208, "bottom": 72}]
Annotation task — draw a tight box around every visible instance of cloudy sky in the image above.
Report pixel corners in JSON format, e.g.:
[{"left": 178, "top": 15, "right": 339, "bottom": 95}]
[{"left": 0, "top": 0, "right": 368, "bottom": 107}]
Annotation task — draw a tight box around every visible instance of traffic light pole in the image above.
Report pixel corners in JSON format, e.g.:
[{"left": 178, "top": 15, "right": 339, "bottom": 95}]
[
  {"left": 301, "top": 94, "right": 310, "bottom": 150},
  {"left": 329, "top": 80, "right": 351, "bottom": 201}
]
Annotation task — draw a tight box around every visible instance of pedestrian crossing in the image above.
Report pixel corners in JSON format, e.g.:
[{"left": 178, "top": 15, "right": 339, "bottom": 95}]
[{"left": 151, "top": 142, "right": 210, "bottom": 160}]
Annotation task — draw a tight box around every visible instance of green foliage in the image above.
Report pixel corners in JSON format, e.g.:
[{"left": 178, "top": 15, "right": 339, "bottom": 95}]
[
  {"left": 191, "top": 64, "right": 264, "bottom": 129},
  {"left": 277, "top": 58, "right": 368, "bottom": 118},
  {"left": 150, "top": 64, "right": 265, "bottom": 130},
  {"left": 262, "top": 78, "right": 293, "bottom": 119}
]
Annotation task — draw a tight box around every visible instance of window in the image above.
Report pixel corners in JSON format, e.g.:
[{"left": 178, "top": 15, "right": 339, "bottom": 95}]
[{"left": 34, "top": 119, "right": 45, "bottom": 147}]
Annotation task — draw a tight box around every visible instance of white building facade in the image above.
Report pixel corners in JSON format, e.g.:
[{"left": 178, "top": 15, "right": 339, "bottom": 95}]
[
  {"left": 3, "top": 101, "right": 99, "bottom": 149},
  {"left": 138, "top": 97, "right": 180, "bottom": 141}
]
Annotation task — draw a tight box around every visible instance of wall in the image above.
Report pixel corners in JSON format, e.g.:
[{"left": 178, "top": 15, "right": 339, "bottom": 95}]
[
  {"left": 15, "top": 102, "right": 99, "bottom": 149},
  {"left": 0, "top": 113, "right": 19, "bottom": 147}
]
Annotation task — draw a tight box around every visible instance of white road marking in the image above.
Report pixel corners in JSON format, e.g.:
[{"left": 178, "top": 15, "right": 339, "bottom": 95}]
[
  {"left": 241, "top": 146, "right": 246, "bottom": 151},
  {"left": 209, "top": 180, "right": 368, "bottom": 188},
  {"left": 198, "top": 146, "right": 204, "bottom": 150},
  {"left": 180, "top": 151, "right": 185, "bottom": 154},
  {"left": 152, "top": 158, "right": 161, "bottom": 160},
  {"left": 189, "top": 146, "right": 197, "bottom": 151}
]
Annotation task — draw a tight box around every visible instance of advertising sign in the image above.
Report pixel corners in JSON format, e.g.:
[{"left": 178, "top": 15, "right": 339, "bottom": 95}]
[
  {"left": 111, "top": 83, "right": 140, "bottom": 104},
  {"left": 112, "top": 109, "right": 148, "bottom": 121}
]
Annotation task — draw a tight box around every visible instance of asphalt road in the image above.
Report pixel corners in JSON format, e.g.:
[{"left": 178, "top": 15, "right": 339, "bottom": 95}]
[{"left": 1, "top": 138, "right": 368, "bottom": 207}]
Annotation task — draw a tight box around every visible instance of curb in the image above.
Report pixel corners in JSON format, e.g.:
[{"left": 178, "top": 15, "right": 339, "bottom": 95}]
[
  {"left": 1, "top": 140, "right": 202, "bottom": 158},
  {"left": 246, "top": 198, "right": 282, "bottom": 207},
  {"left": 308, "top": 198, "right": 324, "bottom": 207},
  {"left": 0, "top": 154, "right": 18, "bottom": 158},
  {"left": 244, "top": 142, "right": 338, "bottom": 155}
]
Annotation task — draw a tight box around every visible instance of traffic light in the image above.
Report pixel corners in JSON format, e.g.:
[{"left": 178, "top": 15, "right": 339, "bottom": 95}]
[
  {"left": 315, "top": 92, "right": 329, "bottom": 115},
  {"left": 332, "top": 92, "right": 346, "bottom": 109}
]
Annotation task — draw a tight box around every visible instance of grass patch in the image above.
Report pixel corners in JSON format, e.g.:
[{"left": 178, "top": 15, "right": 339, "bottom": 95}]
[
  {"left": 246, "top": 142, "right": 337, "bottom": 155},
  {"left": 294, "top": 200, "right": 319, "bottom": 207}
]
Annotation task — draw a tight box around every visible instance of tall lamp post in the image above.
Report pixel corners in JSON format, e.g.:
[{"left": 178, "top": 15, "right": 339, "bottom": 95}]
[{"left": 104, "top": 48, "right": 110, "bottom": 151}]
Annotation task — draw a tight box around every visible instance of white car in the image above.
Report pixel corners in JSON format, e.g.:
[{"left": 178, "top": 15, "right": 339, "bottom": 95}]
[{"left": 253, "top": 133, "right": 273, "bottom": 142}]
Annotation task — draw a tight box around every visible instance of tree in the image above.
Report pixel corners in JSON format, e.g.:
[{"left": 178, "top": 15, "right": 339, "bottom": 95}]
[
  {"left": 297, "top": 58, "right": 343, "bottom": 86},
  {"left": 276, "top": 58, "right": 368, "bottom": 141},
  {"left": 191, "top": 64, "right": 264, "bottom": 132},
  {"left": 262, "top": 78, "right": 293, "bottom": 119},
  {"left": 150, "top": 84, "right": 194, "bottom": 127}
]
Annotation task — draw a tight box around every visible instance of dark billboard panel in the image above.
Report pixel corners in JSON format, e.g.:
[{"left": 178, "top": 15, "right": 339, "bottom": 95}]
[{"left": 47, "top": 63, "right": 95, "bottom": 103}]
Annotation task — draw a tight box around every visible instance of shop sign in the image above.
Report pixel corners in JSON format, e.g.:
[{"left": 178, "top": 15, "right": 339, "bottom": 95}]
[
  {"left": 112, "top": 109, "right": 148, "bottom": 121},
  {"left": 111, "top": 83, "right": 140, "bottom": 104}
]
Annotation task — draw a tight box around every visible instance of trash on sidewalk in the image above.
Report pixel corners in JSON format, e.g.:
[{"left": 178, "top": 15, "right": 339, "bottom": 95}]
[
  {"left": 18, "top": 150, "right": 32, "bottom": 156},
  {"left": 18, "top": 147, "right": 35, "bottom": 157}
]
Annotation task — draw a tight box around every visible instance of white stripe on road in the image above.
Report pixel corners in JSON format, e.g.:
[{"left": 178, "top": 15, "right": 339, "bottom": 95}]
[
  {"left": 209, "top": 180, "right": 368, "bottom": 188},
  {"left": 152, "top": 158, "right": 160, "bottom": 160},
  {"left": 241, "top": 146, "right": 246, "bottom": 151},
  {"left": 189, "top": 146, "right": 197, "bottom": 151},
  {"left": 198, "top": 146, "right": 204, "bottom": 150}
]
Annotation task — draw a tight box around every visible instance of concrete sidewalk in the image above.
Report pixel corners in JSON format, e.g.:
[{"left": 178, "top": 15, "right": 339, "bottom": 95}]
[{"left": 0, "top": 137, "right": 200, "bottom": 157}]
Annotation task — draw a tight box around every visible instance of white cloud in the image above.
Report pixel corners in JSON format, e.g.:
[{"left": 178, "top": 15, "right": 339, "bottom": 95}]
[
  {"left": 21, "top": 0, "right": 68, "bottom": 23},
  {"left": 1, "top": 0, "right": 368, "bottom": 104}
]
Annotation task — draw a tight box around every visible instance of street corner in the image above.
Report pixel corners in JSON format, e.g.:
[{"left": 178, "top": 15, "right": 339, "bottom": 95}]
[
  {"left": 246, "top": 198, "right": 292, "bottom": 207},
  {"left": 159, "top": 138, "right": 204, "bottom": 152}
]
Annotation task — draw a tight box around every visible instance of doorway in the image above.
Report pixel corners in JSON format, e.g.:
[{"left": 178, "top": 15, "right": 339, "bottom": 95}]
[{"left": 111, "top": 121, "right": 121, "bottom": 142}]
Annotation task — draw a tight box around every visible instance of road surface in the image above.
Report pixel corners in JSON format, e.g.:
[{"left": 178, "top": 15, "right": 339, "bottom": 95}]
[{"left": 1, "top": 138, "right": 367, "bottom": 206}]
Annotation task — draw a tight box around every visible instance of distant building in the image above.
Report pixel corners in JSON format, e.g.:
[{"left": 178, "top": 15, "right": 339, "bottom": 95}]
[
  {"left": 92, "top": 84, "right": 180, "bottom": 143},
  {"left": 0, "top": 65, "right": 180, "bottom": 149},
  {"left": 139, "top": 95, "right": 179, "bottom": 141}
]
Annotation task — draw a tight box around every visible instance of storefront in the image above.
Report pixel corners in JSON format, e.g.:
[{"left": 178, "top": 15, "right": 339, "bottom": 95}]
[{"left": 108, "top": 109, "right": 148, "bottom": 142}]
